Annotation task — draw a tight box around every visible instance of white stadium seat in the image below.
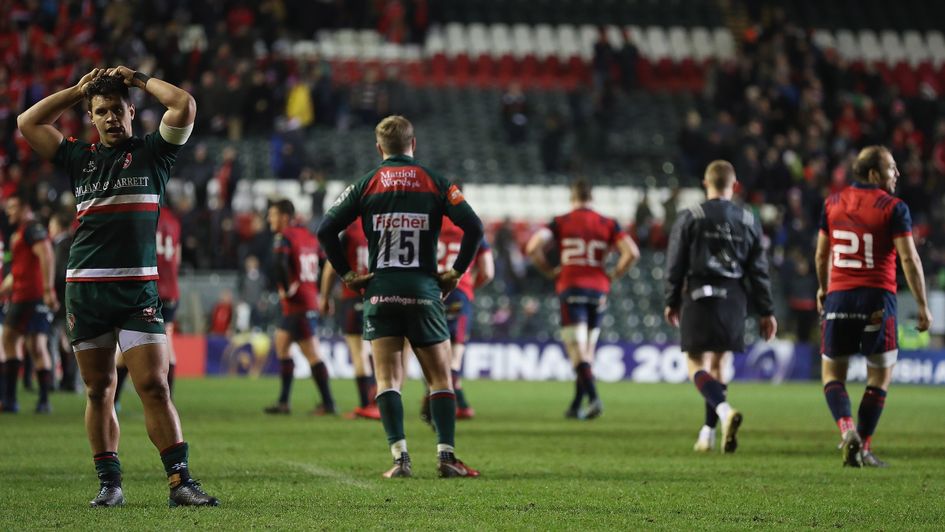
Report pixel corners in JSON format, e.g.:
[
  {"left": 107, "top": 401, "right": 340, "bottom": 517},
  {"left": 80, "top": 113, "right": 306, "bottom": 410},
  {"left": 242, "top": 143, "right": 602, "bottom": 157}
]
[
  {"left": 668, "top": 27, "right": 692, "bottom": 63},
  {"left": 690, "top": 27, "right": 714, "bottom": 62},
  {"left": 836, "top": 30, "right": 860, "bottom": 62},
  {"left": 511, "top": 24, "right": 537, "bottom": 59},
  {"left": 646, "top": 26, "right": 671, "bottom": 62},
  {"left": 489, "top": 23, "right": 513, "bottom": 57},
  {"left": 712, "top": 27, "right": 736, "bottom": 61}
]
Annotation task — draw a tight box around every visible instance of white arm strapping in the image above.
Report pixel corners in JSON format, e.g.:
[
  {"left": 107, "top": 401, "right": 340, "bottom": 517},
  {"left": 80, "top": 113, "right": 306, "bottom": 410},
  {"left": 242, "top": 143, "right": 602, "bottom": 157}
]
[{"left": 159, "top": 121, "right": 194, "bottom": 145}]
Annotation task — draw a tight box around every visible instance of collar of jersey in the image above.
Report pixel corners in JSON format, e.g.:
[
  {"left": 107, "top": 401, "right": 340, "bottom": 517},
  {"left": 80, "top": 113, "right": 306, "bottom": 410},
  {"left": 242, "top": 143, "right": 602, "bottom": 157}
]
[
  {"left": 382, "top": 154, "right": 414, "bottom": 164},
  {"left": 95, "top": 137, "right": 136, "bottom": 154},
  {"left": 851, "top": 181, "right": 878, "bottom": 189}
]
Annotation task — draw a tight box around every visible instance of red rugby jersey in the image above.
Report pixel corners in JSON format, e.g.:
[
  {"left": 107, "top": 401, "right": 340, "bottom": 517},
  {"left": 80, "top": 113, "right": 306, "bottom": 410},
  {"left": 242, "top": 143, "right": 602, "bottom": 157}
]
[
  {"left": 437, "top": 216, "right": 490, "bottom": 300},
  {"left": 548, "top": 207, "right": 625, "bottom": 295},
  {"left": 275, "top": 225, "right": 322, "bottom": 315},
  {"left": 820, "top": 182, "right": 912, "bottom": 294},
  {"left": 156, "top": 208, "right": 181, "bottom": 301},
  {"left": 340, "top": 218, "right": 369, "bottom": 299},
  {"left": 11, "top": 220, "right": 49, "bottom": 302}
]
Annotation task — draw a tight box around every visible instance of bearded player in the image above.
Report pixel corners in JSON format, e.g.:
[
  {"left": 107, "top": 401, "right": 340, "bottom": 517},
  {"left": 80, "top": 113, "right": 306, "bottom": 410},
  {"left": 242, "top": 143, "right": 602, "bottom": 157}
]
[
  {"left": 264, "top": 199, "right": 336, "bottom": 415},
  {"left": 526, "top": 179, "right": 639, "bottom": 420},
  {"left": 17, "top": 67, "right": 217, "bottom": 507},
  {"left": 816, "top": 146, "right": 933, "bottom": 467},
  {"left": 320, "top": 217, "right": 381, "bottom": 420}
]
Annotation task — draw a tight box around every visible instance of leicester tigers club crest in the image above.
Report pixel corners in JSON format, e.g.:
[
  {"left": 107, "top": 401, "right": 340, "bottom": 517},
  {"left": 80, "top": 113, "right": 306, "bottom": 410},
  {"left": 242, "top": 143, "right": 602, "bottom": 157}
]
[
  {"left": 67, "top": 312, "right": 76, "bottom": 331},
  {"left": 122, "top": 152, "right": 133, "bottom": 169}
]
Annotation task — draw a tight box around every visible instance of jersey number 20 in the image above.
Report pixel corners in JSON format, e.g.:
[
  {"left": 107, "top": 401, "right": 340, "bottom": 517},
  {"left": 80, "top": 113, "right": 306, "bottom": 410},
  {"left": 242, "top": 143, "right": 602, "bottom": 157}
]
[
  {"left": 561, "top": 238, "right": 607, "bottom": 267},
  {"left": 832, "top": 230, "right": 874, "bottom": 269}
]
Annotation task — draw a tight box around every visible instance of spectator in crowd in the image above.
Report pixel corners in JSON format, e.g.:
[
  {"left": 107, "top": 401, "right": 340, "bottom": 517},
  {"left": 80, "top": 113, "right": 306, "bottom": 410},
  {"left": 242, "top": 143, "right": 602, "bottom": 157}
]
[
  {"left": 501, "top": 83, "right": 529, "bottom": 145},
  {"left": 209, "top": 290, "right": 235, "bottom": 336}
]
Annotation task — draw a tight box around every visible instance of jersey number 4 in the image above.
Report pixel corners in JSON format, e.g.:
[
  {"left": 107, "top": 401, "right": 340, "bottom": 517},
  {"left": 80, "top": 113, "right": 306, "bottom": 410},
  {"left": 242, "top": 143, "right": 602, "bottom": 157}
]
[
  {"left": 832, "top": 230, "right": 874, "bottom": 269},
  {"left": 378, "top": 229, "right": 419, "bottom": 268},
  {"left": 561, "top": 238, "right": 607, "bottom": 267}
]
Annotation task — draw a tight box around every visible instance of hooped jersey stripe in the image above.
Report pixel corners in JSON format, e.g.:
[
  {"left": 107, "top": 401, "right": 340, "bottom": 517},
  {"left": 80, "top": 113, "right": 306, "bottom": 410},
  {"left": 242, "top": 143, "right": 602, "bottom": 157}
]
[
  {"left": 66, "top": 266, "right": 159, "bottom": 282},
  {"left": 76, "top": 193, "right": 161, "bottom": 218}
]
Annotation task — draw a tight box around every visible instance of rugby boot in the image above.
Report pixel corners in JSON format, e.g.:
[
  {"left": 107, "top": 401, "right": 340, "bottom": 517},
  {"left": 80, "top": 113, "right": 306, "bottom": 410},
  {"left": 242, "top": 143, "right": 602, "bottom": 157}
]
[
  {"left": 382, "top": 452, "right": 412, "bottom": 478},
  {"left": 309, "top": 403, "right": 337, "bottom": 416},
  {"left": 579, "top": 398, "right": 603, "bottom": 420},
  {"left": 90, "top": 481, "right": 125, "bottom": 508},
  {"left": 456, "top": 406, "right": 476, "bottom": 420},
  {"left": 861, "top": 450, "right": 888, "bottom": 468},
  {"left": 35, "top": 401, "right": 51, "bottom": 414},
  {"left": 840, "top": 429, "right": 863, "bottom": 467},
  {"left": 355, "top": 405, "right": 381, "bottom": 420},
  {"left": 169, "top": 479, "right": 220, "bottom": 507},
  {"left": 2, "top": 401, "right": 19, "bottom": 414},
  {"left": 263, "top": 402, "right": 290, "bottom": 415},
  {"left": 720, "top": 409, "right": 743, "bottom": 454},
  {"left": 437, "top": 452, "right": 480, "bottom": 478},
  {"left": 564, "top": 405, "right": 579, "bottom": 419},
  {"left": 693, "top": 426, "right": 716, "bottom": 453}
]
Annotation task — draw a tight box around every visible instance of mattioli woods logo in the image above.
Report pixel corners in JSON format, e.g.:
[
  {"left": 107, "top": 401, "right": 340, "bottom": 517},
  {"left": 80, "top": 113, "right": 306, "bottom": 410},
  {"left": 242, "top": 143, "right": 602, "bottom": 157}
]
[
  {"left": 373, "top": 212, "right": 429, "bottom": 230},
  {"left": 379, "top": 168, "right": 420, "bottom": 189}
]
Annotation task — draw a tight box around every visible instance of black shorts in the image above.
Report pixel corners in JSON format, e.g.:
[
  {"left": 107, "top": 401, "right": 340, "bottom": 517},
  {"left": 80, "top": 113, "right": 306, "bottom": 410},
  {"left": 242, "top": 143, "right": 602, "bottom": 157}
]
[
  {"left": 279, "top": 311, "right": 319, "bottom": 341},
  {"left": 338, "top": 297, "right": 364, "bottom": 335},
  {"left": 5, "top": 300, "right": 54, "bottom": 335},
  {"left": 679, "top": 281, "right": 746, "bottom": 353},
  {"left": 161, "top": 299, "right": 178, "bottom": 324}
]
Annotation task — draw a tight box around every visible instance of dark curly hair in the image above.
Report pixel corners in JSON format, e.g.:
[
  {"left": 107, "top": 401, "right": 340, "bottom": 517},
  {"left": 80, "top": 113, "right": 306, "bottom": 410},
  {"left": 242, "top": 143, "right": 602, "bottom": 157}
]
[{"left": 84, "top": 75, "right": 130, "bottom": 111}]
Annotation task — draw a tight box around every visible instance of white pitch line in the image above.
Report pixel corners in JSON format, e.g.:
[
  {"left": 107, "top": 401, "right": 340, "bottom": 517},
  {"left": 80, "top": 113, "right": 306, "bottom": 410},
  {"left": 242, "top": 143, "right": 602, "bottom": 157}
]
[{"left": 283, "top": 460, "right": 377, "bottom": 490}]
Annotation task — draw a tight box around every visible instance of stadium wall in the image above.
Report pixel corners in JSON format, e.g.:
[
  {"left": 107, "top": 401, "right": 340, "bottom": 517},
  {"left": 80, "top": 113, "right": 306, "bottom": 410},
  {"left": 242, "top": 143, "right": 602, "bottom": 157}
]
[{"left": 173, "top": 334, "right": 945, "bottom": 385}]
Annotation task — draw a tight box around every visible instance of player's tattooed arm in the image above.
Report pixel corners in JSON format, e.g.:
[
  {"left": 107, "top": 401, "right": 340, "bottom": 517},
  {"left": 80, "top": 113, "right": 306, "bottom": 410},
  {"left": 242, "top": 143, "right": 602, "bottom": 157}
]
[{"left": 17, "top": 68, "right": 105, "bottom": 160}]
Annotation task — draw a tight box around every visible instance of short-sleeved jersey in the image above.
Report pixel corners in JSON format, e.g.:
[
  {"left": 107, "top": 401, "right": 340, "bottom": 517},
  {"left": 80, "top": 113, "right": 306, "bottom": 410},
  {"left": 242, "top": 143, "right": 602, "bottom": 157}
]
[
  {"left": 437, "top": 216, "right": 491, "bottom": 301},
  {"left": 340, "top": 218, "right": 369, "bottom": 299},
  {"left": 53, "top": 133, "right": 181, "bottom": 283},
  {"left": 820, "top": 183, "right": 912, "bottom": 294},
  {"left": 156, "top": 208, "right": 182, "bottom": 301},
  {"left": 323, "top": 154, "right": 478, "bottom": 301},
  {"left": 548, "top": 207, "right": 626, "bottom": 294},
  {"left": 274, "top": 225, "right": 321, "bottom": 315},
  {"left": 10, "top": 221, "right": 49, "bottom": 302}
]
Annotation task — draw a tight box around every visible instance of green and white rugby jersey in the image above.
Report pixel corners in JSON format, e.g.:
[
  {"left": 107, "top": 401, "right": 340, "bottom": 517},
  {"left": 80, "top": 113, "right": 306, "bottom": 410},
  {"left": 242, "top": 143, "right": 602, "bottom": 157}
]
[
  {"left": 53, "top": 132, "right": 181, "bottom": 283},
  {"left": 323, "top": 154, "right": 478, "bottom": 300}
]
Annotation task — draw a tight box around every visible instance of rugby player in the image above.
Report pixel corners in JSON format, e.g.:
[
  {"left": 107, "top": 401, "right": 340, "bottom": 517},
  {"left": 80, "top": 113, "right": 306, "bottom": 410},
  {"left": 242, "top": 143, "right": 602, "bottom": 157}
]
[
  {"left": 115, "top": 205, "right": 182, "bottom": 407},
  {"left": 320, "top": 217, "right": 381, "bottom": 420},
  {"left": 264, "top": 199, "right": 336, "bottom": 416},
  {"left": 430, "top": 210, "right": 494, "bottom": 420},
  {"left": 665, "top": 160, "right": 777, "bottom": 454},
  {"left": 1, "top": 195, "right": 57, "bottom": 414},
  {"left": 17, "top": 67, "right": 218, "bottom": 507},
  {"left": 317, "top": 115, "right": 484, "bottom": 478},
  {"left": 526, "top": 179, "right": 639, "bottom": 420},
  {"left": 816, "top": 146, "right": 932, "bottom": 467}
]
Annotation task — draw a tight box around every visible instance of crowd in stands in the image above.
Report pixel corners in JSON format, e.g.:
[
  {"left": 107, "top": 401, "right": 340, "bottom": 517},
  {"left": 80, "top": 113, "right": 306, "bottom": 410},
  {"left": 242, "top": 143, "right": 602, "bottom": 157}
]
[{"left": 2, "top": 1, "right": 943, "bottom": 341}]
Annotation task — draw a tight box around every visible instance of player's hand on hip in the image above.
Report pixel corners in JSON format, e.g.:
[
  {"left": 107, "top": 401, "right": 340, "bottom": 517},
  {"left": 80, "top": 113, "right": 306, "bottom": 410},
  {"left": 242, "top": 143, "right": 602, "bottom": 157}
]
[
  {"left": 759, "top": 314, "right": 778, "bottom": 341},
  {"left": 663, "top": 306, "right": 680, "bottom": 328},
  {"left": 342, "top": 271, "right": 373, "bottom": 292},
  {"left": 437, "top": 269, "right": 462, "bottom": 297},
  {"left": 916, "top": 306, "right": 933, "bottom": 332}
]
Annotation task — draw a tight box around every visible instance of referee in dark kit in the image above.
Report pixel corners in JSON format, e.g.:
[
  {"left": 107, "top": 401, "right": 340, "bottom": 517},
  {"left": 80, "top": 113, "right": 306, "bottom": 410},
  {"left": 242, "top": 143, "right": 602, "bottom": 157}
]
[{"left": 663, "top": 160, "right": 777, "bottom": 454}]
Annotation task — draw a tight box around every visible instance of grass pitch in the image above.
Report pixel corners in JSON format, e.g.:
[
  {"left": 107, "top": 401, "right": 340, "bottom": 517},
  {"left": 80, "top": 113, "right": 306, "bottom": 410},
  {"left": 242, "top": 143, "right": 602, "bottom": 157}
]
[{"left": 1, "top": 377, "right": 943, "bottom": 529}]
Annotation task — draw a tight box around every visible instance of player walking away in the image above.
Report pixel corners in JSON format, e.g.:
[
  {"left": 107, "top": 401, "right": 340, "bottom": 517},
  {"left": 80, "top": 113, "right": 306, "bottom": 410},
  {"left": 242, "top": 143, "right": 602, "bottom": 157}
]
[
  {"left": 264, "top": 199, "right": 336, "bottom": 416},
  {"left": 317, "top": 115, "right": 484, "bottom": 478},
  {"left": 664, "top": 160, "right": 777, "bottom": 454},
  {"left": 0, "top": 195, "right": 58, "bottom": 413},
  {"left": 17, "top": 67, "right": 218, "bottom": 507},
  {"left": 815, "top": 146, "right": 932, "bottom": 468},
  {"left": 423, "top": 212, "right": 494, "bottom": 421},
  {"left": 526, "top": 179, "right": 639, "bottom": 420},
  {"left": 115, "top": 204, "right": 182, "bottom": 409},
  {"left": 320, "top": 217, "right": 381, "bottom": 420}
]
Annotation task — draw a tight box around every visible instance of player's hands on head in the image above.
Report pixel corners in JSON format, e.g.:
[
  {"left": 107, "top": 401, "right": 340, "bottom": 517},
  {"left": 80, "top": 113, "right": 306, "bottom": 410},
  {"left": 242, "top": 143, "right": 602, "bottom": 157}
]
[
  {"left": 105, "top": 66, "right": 142, "bottom": 88},
  {"left": 76, "top": 68, "right": 104, "bottom": 92},
  {"left": 437, "top": 269, "right": 462, "bottom": 297},
  {"left": 663, "top": 306, "right": 680, "bottom": 328},
  {"left": 916, "top": 305, "right": 933, "bottom": 332},
  {"left": 759, "top": 314, "right": 778, "bottom": 341},
  {"left": 342, "top": 271, "right": 373, "bottom": 292}
]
